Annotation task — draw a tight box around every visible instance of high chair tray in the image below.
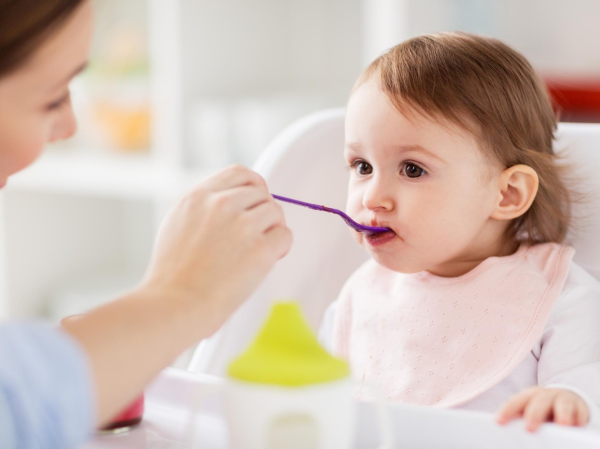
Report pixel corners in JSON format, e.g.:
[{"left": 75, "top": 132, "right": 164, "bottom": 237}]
[{"left": 83, "top": 367, "right": 600, "bottom": 449}]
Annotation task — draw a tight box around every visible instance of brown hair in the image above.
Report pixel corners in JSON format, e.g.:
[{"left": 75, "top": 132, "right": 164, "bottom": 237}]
[
  {"left": 0, "top": 0, "right": 86, "bottom": 77},
  {"left": 357, "top": 32, "right": 572, "bottom": 247}
]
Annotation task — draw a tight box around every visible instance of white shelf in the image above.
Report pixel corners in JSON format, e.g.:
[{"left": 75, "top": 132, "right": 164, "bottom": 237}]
[
  {"left": 0, "top": 149, "right": 213, "bottom": 320},
  {"left": 7, "top": 150, "right": 212, "bottom": 201},
  {"left": 0, "top": 0, "right": 367, "bottom": 323}
]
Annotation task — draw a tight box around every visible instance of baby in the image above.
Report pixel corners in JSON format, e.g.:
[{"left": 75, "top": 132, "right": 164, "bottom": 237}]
[{"left": 320, "top": 32, "right": 600, "bottom": 432}]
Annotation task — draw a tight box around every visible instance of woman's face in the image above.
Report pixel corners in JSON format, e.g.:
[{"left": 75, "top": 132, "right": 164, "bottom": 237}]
[{"left": 0, "top": 0, "right": 93, "bottom": 188}]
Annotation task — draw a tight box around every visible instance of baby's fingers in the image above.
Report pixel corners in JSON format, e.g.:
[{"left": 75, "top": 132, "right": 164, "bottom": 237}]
[
  {"left": 554, "top": 395, "right": 575, "bottom": 426},
  {"left": 523, "top": 393, "right": 554, "bottom": 432},
  {"left": 497, "top": 389, "right": 536, "bottom": 424},
  {"left": 575, "top": 399, "right": 590, "bottom": 427}
]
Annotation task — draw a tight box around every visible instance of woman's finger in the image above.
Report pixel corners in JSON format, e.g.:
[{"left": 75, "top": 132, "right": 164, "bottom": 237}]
[
  {"left": 523, "top": 392, "right": 555, "bottom": 432},
  {"left": 497, "top": 389, "right": 536, "bottom": 424},
  {"left": 208, "top": 185, "right": 272, "bottom": 217},
  {"left": 202, "top": 164, "right": 268, "bottom": 192},
  {"left": 263, "top": 223, "right": 294, "bottom": 260},
  {"left": 243, "top": 201, "right": 286, "bottom": 235},
  {"left": 575, "top": 399, "right": 590, "bottom": 427}
]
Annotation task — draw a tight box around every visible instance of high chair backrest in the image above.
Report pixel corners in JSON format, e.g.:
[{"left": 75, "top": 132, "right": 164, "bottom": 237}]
[
  {"left": 188, "top": 109, "right": 600, "bottom": 375},
  {"left": 556, "top": 123, "right": 600, "bottom": 279}
]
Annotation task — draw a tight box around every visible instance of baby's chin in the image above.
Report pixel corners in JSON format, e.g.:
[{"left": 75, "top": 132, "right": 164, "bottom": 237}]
[
  {"left": 353, "top": 233, "right": 423, "bottom": 273},
  {"left": 368, "top": 249, "right": 427, "bottom": 274}
]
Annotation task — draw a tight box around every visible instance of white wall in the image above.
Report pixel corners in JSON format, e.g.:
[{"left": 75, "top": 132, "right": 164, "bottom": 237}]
[
  {"left": 405, "top": 0, "right": 600, "bottom": 76},
  {"left": 180, "top": 0, "right": 363, "bottom": 96},
  {"left": 180, "top": 0, "right": 364, "bottom": 166}
]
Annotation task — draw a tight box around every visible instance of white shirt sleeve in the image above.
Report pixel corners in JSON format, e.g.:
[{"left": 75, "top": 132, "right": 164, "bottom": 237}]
[
  {"left": 318, "top": 300, "right": 338, "bottom": 354},
  {"left": 537, "top": 263, "right": 600, "bottom": 428}
]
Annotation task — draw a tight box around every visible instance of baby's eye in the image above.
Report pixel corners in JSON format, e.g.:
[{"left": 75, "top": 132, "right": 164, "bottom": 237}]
[
  {"left": 402, "top": 163, "right": 426, "bottom": 178},
  {"left": 353, "top": 161, "right": 373, "bottom": 176}
]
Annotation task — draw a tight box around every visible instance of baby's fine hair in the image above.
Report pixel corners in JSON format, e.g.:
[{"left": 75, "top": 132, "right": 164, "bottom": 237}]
[{"left": 356, "top": 32, "right": 572, "bottom": 246}]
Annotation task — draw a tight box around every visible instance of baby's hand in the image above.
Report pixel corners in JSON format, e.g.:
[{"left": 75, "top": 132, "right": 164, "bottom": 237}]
[{"left": 497, "top": 387, "right": 589, "bottom": 432}]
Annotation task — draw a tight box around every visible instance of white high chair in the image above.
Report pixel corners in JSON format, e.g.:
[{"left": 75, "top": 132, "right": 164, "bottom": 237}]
[
  {"left": 189, "top": 108, "right": 367, "bottom": 375},
  {"left": 188, "top": 108, "right": 600, "bottom": 376}
]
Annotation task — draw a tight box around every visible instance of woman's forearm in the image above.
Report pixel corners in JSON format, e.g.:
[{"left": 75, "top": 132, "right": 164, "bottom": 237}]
[
  {"left": 62, "top": 287, "right": 211, "bottom": 426},
  {"left": 62, "top": 165, "right": 292, "bottom": 427}
]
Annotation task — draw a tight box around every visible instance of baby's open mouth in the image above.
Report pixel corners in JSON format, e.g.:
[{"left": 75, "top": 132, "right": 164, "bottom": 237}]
[
  {"left": 365, "top": 229, "right": 397, "bottom": 246},
  {"left": 366, "top": 220, "right": 396, "bottom": 235}
]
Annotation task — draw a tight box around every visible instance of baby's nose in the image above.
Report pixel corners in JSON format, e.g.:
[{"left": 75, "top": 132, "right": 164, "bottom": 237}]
[{"left": 362, "top": 179, "right": 394, "bottom": 211}]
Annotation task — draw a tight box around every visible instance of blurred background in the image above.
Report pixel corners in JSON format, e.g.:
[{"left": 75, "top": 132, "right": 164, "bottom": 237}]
[{"left": 0, "top": 0, "right": 599, "bottom": 329}]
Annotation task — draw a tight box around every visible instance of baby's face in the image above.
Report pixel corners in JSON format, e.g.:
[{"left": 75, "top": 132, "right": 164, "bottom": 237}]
[{"left": 345, "top": 76, "right": 505, "bottom": 276}]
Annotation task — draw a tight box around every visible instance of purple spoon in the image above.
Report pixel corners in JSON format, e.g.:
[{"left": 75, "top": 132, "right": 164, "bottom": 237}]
[{"left": 272, "top": 194, "right": 393, "bottom": 236}]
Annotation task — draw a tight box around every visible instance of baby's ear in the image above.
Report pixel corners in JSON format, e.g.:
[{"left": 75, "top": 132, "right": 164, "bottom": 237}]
[{"left": 490, "top": 164, "right": 539, "bottom": 221}]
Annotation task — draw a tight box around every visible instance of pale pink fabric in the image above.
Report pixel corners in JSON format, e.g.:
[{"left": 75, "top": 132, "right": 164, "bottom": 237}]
[{"left": 332, "top": 243, "right": 575, "bottom": 408}]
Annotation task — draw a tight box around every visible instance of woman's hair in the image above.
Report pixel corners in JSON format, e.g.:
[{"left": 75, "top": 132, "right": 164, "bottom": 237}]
[
  {"left": 356, "top": 32, "right": 573, "bottom": 247},
  {"left": 0, "top": 0, "right": 86, "bottom": 77}
]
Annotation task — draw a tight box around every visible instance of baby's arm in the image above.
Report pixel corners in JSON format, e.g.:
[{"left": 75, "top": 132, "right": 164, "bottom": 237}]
[
  {"left": 318, "top": 271, "right": 357, "bottom": 360},
  {"left": 318, "top": 300, "right": 338, "bottom": 353},
  {"left": 497, "top": 273, "right": 600, "bottom": 430}
]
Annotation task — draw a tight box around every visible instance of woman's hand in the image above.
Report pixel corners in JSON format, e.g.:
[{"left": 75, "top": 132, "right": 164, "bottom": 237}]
[
  {"left": 142, "top": 164, "right": 293, "bottom": 336},
  {"left": 63, "top": 165, "right": 292, "bottom": 426},
  {"left": 497, "top": 387, "right": 589, "bottom": 431}
]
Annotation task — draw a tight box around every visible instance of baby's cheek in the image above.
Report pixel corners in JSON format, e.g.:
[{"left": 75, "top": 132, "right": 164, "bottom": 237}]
[
  {"left": 346, "top": 197, "right": 364, "bottom": 226},
  {"left": 350, "top": 228, "right": 363, "bottom": 246},
  {"left": 411, "top": 203, "right": 469, "bottom": 251}
]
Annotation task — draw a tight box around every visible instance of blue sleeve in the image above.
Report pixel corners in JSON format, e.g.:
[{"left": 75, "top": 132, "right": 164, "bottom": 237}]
[{"left": 0, "top": 322, "right": 95, "bottom": 449}]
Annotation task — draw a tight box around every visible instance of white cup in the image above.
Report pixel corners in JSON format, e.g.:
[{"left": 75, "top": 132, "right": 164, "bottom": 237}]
[{"left": 184, "top": 377, "right": 394, "bottom": 449}]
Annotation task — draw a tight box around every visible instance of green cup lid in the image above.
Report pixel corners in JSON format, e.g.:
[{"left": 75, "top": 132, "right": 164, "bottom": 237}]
[{"left": 228, "top": 301, "right": 349, "bottom": 386}]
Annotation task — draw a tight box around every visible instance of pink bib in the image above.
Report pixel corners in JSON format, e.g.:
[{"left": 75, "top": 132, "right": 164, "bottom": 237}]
[{"left": 332, "top": 243, "right": 574, "bottom": 408}]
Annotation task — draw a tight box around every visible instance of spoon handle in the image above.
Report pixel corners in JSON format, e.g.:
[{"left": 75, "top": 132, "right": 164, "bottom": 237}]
[
  {"left": 272, "top": 194, "right": 393, "bottom": 235},
  {"left": 271, "top": 194, "right": 326, "bottom": 212}
]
